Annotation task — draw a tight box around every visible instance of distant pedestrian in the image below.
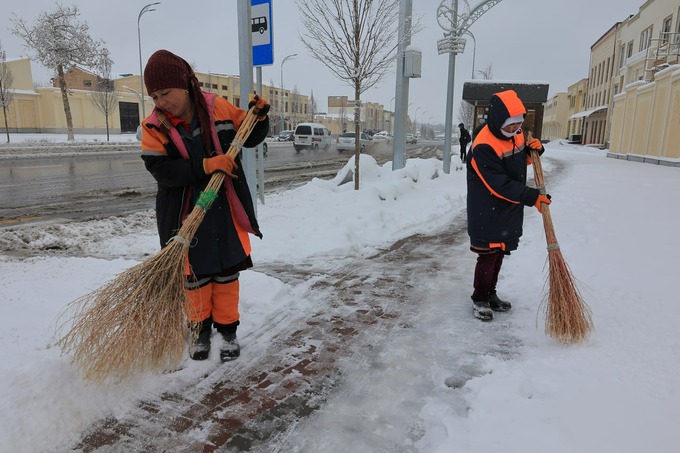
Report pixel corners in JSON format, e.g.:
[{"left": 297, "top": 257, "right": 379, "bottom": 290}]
[
  {"left": 465, "top": 89, "right": 551, "bottom": 321},
  {"left": 458, "top": 123, "right": 471, "bottom": 163}
]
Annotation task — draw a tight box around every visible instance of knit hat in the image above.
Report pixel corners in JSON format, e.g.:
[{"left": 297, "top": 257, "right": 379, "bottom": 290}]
[
  {"left": 143, "top": 49, "right": 193, "bottom": 95},
  {"left": 501, "top": 114, "right": 525, "bottom": 128}
]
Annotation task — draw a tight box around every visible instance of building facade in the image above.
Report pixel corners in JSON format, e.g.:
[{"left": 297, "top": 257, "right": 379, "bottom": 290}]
[
  {"left": 0, "top": 58, "right": 310, "bottom": 137},
  {"left": 542, "top": 92, "right": 569, "bottom": 141}
]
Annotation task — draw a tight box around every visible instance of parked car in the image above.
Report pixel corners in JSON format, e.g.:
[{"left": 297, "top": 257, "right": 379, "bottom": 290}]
[
  {"left": 278, "top": 130, "right": 295, "bottom": 141},
  {"left": 293, "top": 123, "right": 332, "bottom": 152},
  {"left": 406, "top": 133, "right": 417, "bottom": 144},
  {"left": 336, "top": 131, "right": 373, "bottom": 153},
  {"left": 372, "top": 131, "right": 392, "bottom": 143}
]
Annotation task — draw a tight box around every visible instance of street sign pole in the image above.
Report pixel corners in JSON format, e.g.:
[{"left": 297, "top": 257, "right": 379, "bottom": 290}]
[{"left": 251, "top": 0, "right": 273, "bottom": 205}]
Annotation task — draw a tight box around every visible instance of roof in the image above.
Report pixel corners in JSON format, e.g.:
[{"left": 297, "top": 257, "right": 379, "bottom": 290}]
[{"left": 569, "top": 105, "right": 608, "bottom": 119}]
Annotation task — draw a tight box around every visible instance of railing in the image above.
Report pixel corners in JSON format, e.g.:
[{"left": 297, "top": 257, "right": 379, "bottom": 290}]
[{"left": 644, "top": 32, "right": 680, "bottom": 81}]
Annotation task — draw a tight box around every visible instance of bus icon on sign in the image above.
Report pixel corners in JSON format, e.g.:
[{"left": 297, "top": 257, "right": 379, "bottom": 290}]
[{"left": 252, "top": 16, "right": 267, "bottom": 34}]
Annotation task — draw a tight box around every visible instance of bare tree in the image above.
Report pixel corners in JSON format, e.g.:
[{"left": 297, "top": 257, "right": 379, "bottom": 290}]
[
  {"left": 457, "top": 102, "right": 474, "bottom": 130},
  {"left": 11, "top": 3, "right": 107, "bottom": 141},
  {"left": 298, "top": 0, "right": 401, "bottom": 190},
  {"left": 90, "top": 50, "right": 118, "bottom": 142},
  {"left": 458, "top": 64, "right": 493, "bottom": 131},
  {"left": 308, "top": 90, "right": 317, "bottom": 123},
  {"left": 0, "top": 42, "right": 16, "bottom": 143}
]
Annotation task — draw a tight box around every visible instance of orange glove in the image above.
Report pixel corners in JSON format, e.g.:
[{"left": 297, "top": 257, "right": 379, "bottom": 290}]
[
  {"left": 248, "top": 94, "right": 270, "bottom": 120},
  {"left": 526, "top": 137, "right": 545, "bottom": 155},
  {"left": 534, "top": 194, "right": 552, "bottom": 214},
  {"left": 203, "top": 154, "right": 238, "bottom": 179}
]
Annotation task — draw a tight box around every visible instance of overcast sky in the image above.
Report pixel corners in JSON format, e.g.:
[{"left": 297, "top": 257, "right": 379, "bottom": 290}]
[{"left": 2, "top": 0, "right": 646, "bottom": 123}]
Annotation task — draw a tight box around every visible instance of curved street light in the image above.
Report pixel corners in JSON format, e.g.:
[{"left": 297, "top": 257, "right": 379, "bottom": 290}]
[
  {"left": 464, "top": 30, "right": 476, "bottom": 79},
  {"left": 137, "top": 2, "right": 161, "bottom": 121},
  {"left": 280, "top": 53, "right": 297, "bottom": 133}
]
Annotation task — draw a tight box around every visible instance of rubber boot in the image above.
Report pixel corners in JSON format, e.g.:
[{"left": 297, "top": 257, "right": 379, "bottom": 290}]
[
  {"left": 189, "top": 316, "right": 212, "bottom": 361},
  {"left": 215, "top": 321, "right": 240, "bottom": 362}
]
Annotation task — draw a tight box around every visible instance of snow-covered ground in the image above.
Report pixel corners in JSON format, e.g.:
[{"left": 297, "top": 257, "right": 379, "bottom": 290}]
[{"left": 1, "top": 140, "right": 678, "bottom": 452}]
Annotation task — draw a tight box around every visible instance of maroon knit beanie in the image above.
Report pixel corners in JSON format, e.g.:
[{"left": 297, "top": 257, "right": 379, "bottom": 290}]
[{"left": 144, "top": 49, "right": 192, "bottom": 95}]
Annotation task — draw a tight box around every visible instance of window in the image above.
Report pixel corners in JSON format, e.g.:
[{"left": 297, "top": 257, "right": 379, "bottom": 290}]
[
  {"left": 83, "top": 80, "right": 92, "bottom": 87},
  {"left": 627, "top": 41, "right": 633, "bottom": 59},
  {"left": 639, "top": 25, "right": 653, "bottom": 52},
  {"left": 222, "top": 85, "right": 228, "bottom": 91},
  {"left": 619, "top": 44, "right": 626, "bottom": 68},
  {"left": 662, "top": 16, "right": 672, "bottom": 46},
  {"left": 212, "top": 84, "right": 217, "bottom": 89}
]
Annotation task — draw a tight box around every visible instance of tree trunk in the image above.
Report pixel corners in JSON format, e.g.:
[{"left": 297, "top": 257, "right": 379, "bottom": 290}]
[
  {"left": 56, "top": 64, "right": 75, "bottom": 141},
  {"left": 353, "top": 0, "right": 361, "bottom": 191},
  {"left": 354, "top": 96, "right": 361, "bottom": 191},
  {"left": 2, "top": 105, "right": 9, "bottom": 143}
]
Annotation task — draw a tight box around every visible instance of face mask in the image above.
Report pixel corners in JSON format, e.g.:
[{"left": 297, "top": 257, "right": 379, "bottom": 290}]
[{"left": 501, "top": 127, "right": 521, "bottom": 138}]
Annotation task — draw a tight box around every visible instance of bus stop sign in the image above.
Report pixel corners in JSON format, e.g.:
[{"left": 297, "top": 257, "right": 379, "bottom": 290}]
[{"left": 252, "top": 0, "right": 273, "bottom": 66}]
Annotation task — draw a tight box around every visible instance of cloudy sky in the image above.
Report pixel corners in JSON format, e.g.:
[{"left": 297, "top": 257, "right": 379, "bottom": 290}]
[{"left": 2, "top": 0, "right": 645, "bottom": 123}]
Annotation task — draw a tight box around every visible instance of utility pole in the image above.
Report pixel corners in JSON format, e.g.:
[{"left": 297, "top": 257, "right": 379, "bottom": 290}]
[
  {"left": 237, "top": 0, "right": 257, "bottom": 212},
  {"left": 392, "top": 0, "right": 413, "bottom": 171}
]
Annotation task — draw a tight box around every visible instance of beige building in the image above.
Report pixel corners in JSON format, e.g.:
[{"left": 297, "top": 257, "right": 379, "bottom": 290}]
[
  {"left": 542, "top": 92, "right": 569, "bottom": 141},
  {"left": 608, "top": 0, "right": 680, "bottom": 161},
  {"left": 565, "top": 78, "right": 589, "bottom": 141},
  {"left": 326, "top": 95, "right": 387, "bottom": 133},
  {"left": 541, "top": 0, "right": 680, "bottom": 164},
  {"left": 0, "top": 58, "right": 309, "bottom": 136}
]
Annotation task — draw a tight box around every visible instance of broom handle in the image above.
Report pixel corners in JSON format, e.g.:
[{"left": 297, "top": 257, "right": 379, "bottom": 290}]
[
  {"left": 527, "top": 132, "right": 559, "bottom": 249},
  {"left": 202, "top": 106, "right": 261, "bottom": 194}
]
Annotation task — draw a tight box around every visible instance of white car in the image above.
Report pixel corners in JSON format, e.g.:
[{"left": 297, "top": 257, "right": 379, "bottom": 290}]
[
  {"left": 336, "top": 132, "right": 373, "bottom": 153},
  {"left": 372, "top": 131, "right": 392, "bottom": 143}
]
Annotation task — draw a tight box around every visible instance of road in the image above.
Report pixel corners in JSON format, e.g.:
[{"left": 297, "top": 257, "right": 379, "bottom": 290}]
[{"left": 0, "top": 140, "right": 441, "bottom": 227}]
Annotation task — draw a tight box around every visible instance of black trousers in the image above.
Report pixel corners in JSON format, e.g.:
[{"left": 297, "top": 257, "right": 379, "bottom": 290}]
[{"left": 471, "top": 249, "right": 505, "bottom": 301}]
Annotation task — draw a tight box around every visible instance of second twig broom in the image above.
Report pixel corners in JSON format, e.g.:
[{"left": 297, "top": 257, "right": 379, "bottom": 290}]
[
  {"left": 528, "top": 132, "right": 593, "bottom": 344},
  {"left": 57, "top": 107, "right": 260, "bottom": 382}
]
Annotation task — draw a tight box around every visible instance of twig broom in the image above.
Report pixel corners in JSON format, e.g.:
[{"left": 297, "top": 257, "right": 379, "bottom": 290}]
[
  {"left": 57, "top": 107, "right": 260, "bottom": 382},
  {"left": 528, "top": 132, "right": 593, "bottom": 344}
]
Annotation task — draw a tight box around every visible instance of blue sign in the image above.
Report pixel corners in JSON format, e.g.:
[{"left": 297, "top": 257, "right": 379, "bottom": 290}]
[{"left": 252, "top": 0, "right": 273, "bottom": 66}]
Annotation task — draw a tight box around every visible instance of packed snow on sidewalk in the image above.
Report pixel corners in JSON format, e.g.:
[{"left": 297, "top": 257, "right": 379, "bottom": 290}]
[{"left": 1, "top": 142, "right": 678, "bottom": 452}]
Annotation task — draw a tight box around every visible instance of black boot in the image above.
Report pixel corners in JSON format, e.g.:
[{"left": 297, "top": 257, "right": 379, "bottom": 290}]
[
  {"left": 189, "top": 317, "right": 212, "bottom": 361},
  {"left": 215, "top": 321, "right": 240, "bottom": 362},
  {"left": 472, "top": 299, "right": 493, "bottom": 321},
  {"left": 489, "top": 292, "right": 512, "bottom": 312}
]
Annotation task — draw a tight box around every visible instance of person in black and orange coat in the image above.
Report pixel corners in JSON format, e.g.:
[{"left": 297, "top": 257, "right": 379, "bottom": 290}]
[
  {"left": 140, "top": 50, "right": 270, "bottom": 361},
  {"left": 465, "top": 89, "right": 551, "bottom": 321}
]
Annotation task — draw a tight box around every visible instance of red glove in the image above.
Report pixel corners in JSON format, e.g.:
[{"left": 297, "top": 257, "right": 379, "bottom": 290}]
[
  {"left": 203, "top": 154, "right": 238, "bottom": 179},
  {"left": 248, "top": 94, "right": 270, "bottom": 120},
  {"left": 534, "top": 194, "right": 552, "bottom": 214}
]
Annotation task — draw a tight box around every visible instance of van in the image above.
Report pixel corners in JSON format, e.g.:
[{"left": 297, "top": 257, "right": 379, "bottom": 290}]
[{"left": 293, "top": 123, "right": 332, "bottom": 152}]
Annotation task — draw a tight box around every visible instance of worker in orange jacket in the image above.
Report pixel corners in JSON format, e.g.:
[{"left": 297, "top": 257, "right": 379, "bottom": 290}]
[{"left": 466, "top": 89, "right": 551, "bottom": 321}]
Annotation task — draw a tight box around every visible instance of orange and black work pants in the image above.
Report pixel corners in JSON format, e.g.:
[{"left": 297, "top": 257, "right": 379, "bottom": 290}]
[
  {"left": 185, "top": 271, "right": 240, "bottom": 325},
  {"left": 471, "top": 249, "right": 505, "bottom": 302}
]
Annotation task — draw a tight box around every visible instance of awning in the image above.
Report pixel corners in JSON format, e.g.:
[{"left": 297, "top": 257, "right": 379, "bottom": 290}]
[{"left": 569, "top": 105, "right": 608, "bottom": 119}]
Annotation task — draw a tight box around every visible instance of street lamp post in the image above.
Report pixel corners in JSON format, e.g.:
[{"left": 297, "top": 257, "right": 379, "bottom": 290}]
[
  {"left": 464, "top": 29, "right": 476, "bottom": 79},
  {"left": 137, "top": 2, "right": 160, "bottom": 121},
  {"left": 280, "top": 53, "right": 297, "bottom": 133},
  {"left": 414, "top": 106, "right": 422, "bottom": 135},
  {"left": 436, "top": 0, "right": 503, "bottom": 173}
]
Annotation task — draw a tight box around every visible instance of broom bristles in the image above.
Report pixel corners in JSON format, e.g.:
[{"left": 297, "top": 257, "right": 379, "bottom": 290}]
[
  {"left": 57, "top": 241, "right": 189, "bottom": 381},
  {"left": 57, "top": 107, "right": 260, "bottom": 382},
  {"left": 529, "top": 136, "right": 594, "bottom": 344}
]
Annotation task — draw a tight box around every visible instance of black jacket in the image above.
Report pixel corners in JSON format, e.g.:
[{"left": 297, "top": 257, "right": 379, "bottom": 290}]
[
  {"left": 466, "top": 91, "right": 541, "bottom": 252},
  {"left": 141, "top": 94, "right": 268, "bottom": 276}
]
